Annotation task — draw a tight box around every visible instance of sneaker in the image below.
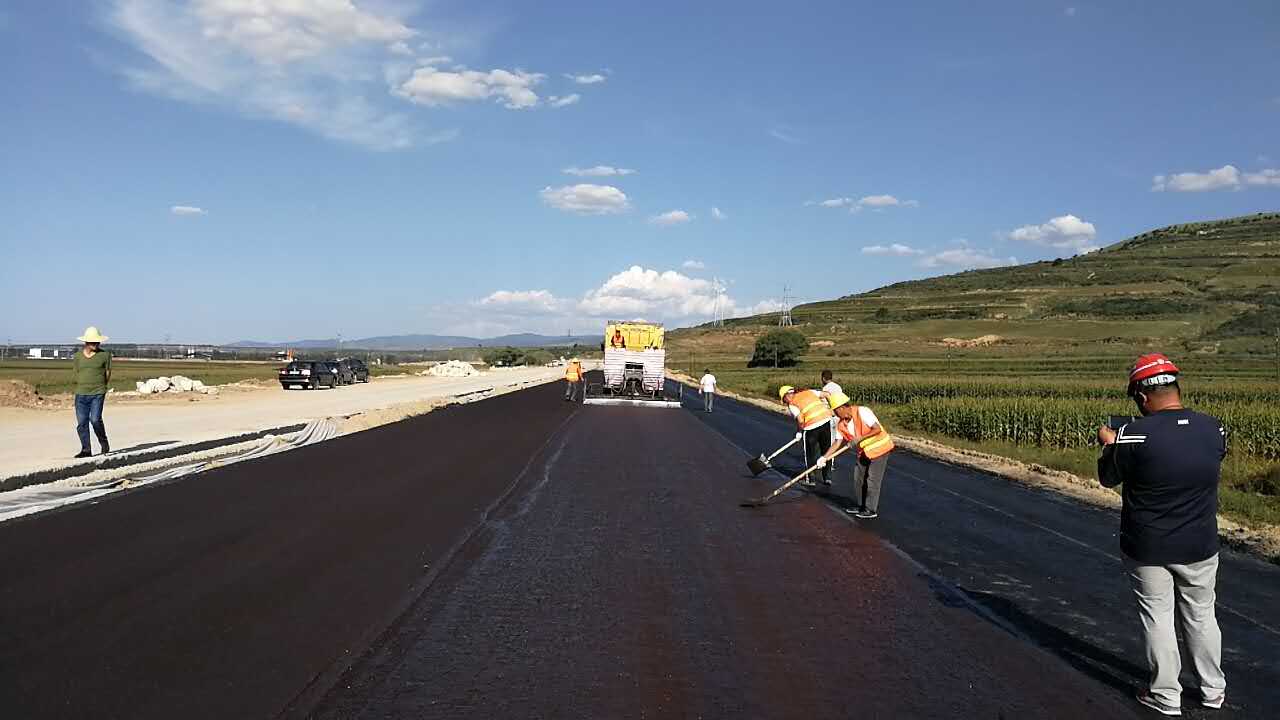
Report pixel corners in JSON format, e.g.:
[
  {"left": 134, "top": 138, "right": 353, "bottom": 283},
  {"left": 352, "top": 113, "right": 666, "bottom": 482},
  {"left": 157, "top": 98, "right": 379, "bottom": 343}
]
[
  {"left": 800, "top": 479, "right": 818, "bottom": 488},
  {"left": 74, "top": 450, "right": 92, "bottom": 459},
  {"left": 1135, "top": 692, "right": 1181, "bottom": 716},
  {"left": 1201, "top": 693, "right": 1224, "bottom": 710},
  {"left": 854, "top": 509, "right": 878, "bottom": 519}
]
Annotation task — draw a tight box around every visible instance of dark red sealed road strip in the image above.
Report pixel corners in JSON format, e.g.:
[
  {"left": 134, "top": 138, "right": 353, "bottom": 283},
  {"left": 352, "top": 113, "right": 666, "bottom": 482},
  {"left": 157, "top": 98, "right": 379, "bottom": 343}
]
[{"left": 0, "top": 380, "right": 578, "bottom": 719}]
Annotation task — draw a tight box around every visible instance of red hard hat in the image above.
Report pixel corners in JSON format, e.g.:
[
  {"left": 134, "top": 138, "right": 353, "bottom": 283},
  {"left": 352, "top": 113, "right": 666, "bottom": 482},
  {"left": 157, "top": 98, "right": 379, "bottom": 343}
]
[{"left": 1128, "top": 353, "right": 1180, "bottom": 394}]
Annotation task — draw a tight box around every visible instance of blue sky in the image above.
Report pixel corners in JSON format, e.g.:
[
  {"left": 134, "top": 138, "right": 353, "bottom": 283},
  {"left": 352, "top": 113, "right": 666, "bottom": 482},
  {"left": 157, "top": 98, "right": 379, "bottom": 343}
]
[{"left": 1, "top": 1, "right": 1278, "bottom": 344}]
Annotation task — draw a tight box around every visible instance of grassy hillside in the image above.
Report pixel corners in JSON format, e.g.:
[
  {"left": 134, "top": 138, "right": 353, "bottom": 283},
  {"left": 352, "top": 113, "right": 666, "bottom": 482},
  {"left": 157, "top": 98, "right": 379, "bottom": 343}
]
[{"left": 670, "top": 211, "right": 1280, "bottom": 364}]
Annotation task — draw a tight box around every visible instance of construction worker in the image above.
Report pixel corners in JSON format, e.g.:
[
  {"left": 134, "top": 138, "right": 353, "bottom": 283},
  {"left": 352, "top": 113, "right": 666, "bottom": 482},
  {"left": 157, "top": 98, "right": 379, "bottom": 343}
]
[
  {"left": 610, "top": 328, "right": 627, "bottom": 349},
  {"left": 815, "top": 391, "right": 894, "bottom": 518},
  {"left": 563, "top": 357, "right": 584, "bottom": 402},
  {"left": 778, "top": 385, "right": 835, "bottom": 486}
]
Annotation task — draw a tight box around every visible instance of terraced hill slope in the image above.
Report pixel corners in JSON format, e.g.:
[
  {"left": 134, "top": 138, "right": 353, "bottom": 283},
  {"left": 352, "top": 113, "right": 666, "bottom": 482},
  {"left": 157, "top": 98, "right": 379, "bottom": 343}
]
[{"left": 671, "top": 212, "right": 1280, "bottom": 363}]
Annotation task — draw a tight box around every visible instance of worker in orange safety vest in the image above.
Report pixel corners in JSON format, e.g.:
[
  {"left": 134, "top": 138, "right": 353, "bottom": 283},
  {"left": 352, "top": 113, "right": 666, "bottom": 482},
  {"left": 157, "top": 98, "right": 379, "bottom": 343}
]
[
  {"left": 815, "top": 391, "right": 895, "bottom": 519},
  {"left": 779, "top": 385, "right": 836, "bottom": 486},
  {"left": 563, "top": 358, "right": 584, "bottom": 402}
]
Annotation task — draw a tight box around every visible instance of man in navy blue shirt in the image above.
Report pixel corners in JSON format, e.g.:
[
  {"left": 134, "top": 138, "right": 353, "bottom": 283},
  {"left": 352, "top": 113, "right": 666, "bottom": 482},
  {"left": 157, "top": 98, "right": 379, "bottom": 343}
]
[{"left": 1098, "top": 353, "right": 1226, "bottom": 716}]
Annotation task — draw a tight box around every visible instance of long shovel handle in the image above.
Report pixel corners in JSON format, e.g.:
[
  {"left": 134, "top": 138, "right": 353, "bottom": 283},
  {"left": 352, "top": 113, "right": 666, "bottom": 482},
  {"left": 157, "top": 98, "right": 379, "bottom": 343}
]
[
  {"left": 753, "top": 445, "right": 851, "bottom": 505},
  {"left": 765, "top": 435, "right": 802, "bottom": 462}
]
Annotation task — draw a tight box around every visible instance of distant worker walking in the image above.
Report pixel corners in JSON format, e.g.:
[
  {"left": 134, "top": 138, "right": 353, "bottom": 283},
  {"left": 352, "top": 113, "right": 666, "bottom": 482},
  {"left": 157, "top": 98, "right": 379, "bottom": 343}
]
[
  {"left": 816, "top": 391, "right": 894, "bottom": 518},
  {"left": 563, "top": 357, "right": 584, "bottom": 402},
  {"left": 778, "top": 385, "right": 835, "bottom": 486},
  {"left": 71, "top": 326, "right": 112, "bottom": 458},
  {"left": 699, "top": 368, "right": 717, "bottom": 413},
  {"left": 820, "top": 369, "right": 843, "bottom": 471},
  {"left": 1097, "top": 354, "right": 1227, "bottom": 716}
]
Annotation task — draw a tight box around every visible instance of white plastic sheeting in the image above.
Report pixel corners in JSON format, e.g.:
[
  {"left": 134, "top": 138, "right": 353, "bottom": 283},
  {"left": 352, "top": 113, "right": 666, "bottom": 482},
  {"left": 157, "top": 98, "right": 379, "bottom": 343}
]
[
  {"left": 135, "top": 375, "right": 219, "bottom": 395},
  {"left": 425, "top": 361, "right": 479, "bottom": 377},
  {"left": 0, "top": 419, "right": 339, "bottom": 523}
]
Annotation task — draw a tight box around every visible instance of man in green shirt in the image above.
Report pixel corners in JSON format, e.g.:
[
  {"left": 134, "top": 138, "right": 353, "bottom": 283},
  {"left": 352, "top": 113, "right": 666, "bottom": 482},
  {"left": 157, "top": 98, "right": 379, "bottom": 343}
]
[{"left": 72, "top": 326, "right": 112, "bottom": 458}]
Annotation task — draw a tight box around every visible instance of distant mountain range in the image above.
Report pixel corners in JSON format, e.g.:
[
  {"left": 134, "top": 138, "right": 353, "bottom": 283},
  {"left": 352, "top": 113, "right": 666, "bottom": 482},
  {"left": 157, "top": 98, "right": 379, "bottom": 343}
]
[{"left": 228, "top": 333, "right": 598, "bottom": 351}]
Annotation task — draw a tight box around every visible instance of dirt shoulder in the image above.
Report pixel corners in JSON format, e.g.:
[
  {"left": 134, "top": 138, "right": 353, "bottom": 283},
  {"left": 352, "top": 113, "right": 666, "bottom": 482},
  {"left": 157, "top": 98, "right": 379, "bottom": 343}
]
[{"left": 669, "top": 371, "right": 1280, "bottom": 563}]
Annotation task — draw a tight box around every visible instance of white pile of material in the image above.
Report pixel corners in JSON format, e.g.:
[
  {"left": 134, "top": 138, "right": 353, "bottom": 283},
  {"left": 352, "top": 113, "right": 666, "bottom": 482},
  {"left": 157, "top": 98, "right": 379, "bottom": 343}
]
[
  {"left": 423, "top": 360, "right": 479, "bottom": 378},
  {"left": 135, "top": 375, "right": 219, "bottom": 395}
]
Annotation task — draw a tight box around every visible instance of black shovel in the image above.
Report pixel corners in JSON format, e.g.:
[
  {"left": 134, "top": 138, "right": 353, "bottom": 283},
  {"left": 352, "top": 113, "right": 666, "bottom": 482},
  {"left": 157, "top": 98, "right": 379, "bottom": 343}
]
[
  {"left": 741, "top": 445, "right": 850, "bottom": 508},
  {"left": 746, "top": 435, "right": 802, "bottom": 476}
]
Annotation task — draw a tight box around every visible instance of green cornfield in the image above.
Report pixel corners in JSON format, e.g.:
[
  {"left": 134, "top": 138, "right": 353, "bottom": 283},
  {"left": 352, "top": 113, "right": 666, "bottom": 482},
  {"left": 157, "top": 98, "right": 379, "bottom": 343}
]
[{"left": 900, "top": 397, "right": 1280, "bottom": 460}]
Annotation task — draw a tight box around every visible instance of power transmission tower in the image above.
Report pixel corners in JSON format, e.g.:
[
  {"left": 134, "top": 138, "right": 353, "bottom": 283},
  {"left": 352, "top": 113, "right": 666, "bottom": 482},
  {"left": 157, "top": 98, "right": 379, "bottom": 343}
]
[
  {"left": 711, "top": 277, "right": 726, "bottom": 327},
  {"left": 779, "top": 285, "right": 794, "bottom": 326}
]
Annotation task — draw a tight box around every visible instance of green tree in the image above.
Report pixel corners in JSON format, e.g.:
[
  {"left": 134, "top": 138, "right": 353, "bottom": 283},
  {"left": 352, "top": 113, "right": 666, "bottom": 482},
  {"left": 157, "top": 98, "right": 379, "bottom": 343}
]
[
  {"left": 483, "top": 346, "right": 523, "bottom": 366},
  {"left": 749, "top": 329, "right": 808, "bottom": 368}
]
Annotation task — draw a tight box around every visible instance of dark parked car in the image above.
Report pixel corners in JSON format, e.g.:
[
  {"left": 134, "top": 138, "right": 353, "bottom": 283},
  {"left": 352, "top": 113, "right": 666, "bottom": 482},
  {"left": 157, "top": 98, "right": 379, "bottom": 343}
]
[
  {"left": 330, "top": 360, "right": 356, "bottom": 385},
  {"left": 345, "top": 358, "right": 370, "bottom": 383},
  {"left": 279, "top": 361, "right": 339, "bottom": 390}
]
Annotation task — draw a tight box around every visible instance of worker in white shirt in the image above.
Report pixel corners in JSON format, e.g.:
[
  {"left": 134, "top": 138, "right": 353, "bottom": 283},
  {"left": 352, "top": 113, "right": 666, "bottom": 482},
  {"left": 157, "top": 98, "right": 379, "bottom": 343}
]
[
  {"left": 698, "top": 368, "right": 717, "bottom": 413},
  {"left": 818, "top": 369, "right": 843, "bottom": 482}
]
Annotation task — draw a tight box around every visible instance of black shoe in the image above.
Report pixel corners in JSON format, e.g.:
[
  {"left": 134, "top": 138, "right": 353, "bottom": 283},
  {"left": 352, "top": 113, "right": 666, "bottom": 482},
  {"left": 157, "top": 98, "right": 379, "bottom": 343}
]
[
  {"left": 854, "top": 509, "right": 878, "bottom": 519},
  {"left": 100, "top": 442, "right": 110, "bottom": 455},
  {"left": 74, "top": 450, "right": 92, "bottom": 459}
]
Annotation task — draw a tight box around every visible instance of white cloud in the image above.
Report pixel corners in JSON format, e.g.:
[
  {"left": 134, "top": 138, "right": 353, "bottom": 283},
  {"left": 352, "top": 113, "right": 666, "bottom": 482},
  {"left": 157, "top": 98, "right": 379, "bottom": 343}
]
[
  {"left": 565, "top": 72, "right": 606, "bottom": 84},
  {"left": 682, "top": 259, "right": 706, "bottom": 270},
  {"left": 650, "top": 210, "right": 692, "bottom": 226},
  {"left": 808, "top": 197, "right": 853, "bottom": 208},
  {"left": 808, "top": 194, "right": 918, "bottom": 211},
  {"left": 1243, "top": 168, "right": 1280, "bottom": 186},
  {"left": 467, "top": 266, "right": 791, "bottom": 333},
  {"left": 108, "top": 1, "right": 567, "bottom": 149},
  {"left": 919, "top": 248, "right": 1018, "bottom": 270},
  {"left": 579, "top": 266, "right": 721, "bottom": 318},
  {"left": 1152, "top": 164, "right": 1240, "bottom": 192},
  {"left": 858, "top": 194, "right": 918, "bottom": 208},
  {"left": 563, "top": 165, "right": 635, "bottom": 177},
  {"left": 539, "top": 184, "right": 630, "bottom": 215},
  {"left": 769, "top": 128, "right": 803, "bottom": 144},
  {"left": 1006, "top": 214, "right": 1097, "bottom": 251},
  {"left": 109, "top": 0, "right": 427, "bottom": 150},
  {"left": 547, "top": 93, "right": 580, "bottom": 108},
  {"left": 711, "top": 207, "right": 726, "bottom": 220},
  {"left": 170, "top": 205, "right": 207, "bottom": 216},
  {"left": 477, "top": 289, "right": 564, "bottom": 315},
  {"left": 746, "top": 299, "right": 783, "bottom": 316},
  {"left": 862, "top": 243, "right": 923, "bottom": 256},
  {"left": 395, "top": 65, "right": 546, "bottom": 109}
]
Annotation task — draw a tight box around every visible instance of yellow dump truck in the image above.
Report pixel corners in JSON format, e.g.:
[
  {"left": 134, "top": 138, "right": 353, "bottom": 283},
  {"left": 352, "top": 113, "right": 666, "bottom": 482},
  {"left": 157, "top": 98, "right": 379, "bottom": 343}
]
[{"left": 584, "top": 321, "right": 681, "bottom": 407}]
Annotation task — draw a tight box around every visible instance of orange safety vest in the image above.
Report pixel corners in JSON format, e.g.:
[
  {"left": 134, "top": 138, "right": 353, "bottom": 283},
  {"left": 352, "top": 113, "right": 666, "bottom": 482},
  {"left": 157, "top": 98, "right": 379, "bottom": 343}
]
[
  {"left": 564, "top": 362, "right": 582, "bottom": 381},
  {"left": 837, "top": 407, "right": 895, "bottom": 460},
  {"left": 610, "top": 333, "right": 625, "bottom": 348},
  {"left": 789, "top": 389, "right": 834, "bottom": 430}
]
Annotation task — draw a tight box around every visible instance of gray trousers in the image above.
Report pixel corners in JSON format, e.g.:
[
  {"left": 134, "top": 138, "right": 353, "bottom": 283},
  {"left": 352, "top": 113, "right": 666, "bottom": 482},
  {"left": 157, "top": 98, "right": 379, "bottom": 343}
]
[
  {"left": 1125, "top": 553, "right": 1225, "bottom": 708},
  {"left": 854, "top": 455, "right": 888, "bottom": 512},
  {"left": 702, "top": 392, "right": 714, "bottom": 412},
  {"left": 564, "top": 379, "right": 581, "bottom": 400}
]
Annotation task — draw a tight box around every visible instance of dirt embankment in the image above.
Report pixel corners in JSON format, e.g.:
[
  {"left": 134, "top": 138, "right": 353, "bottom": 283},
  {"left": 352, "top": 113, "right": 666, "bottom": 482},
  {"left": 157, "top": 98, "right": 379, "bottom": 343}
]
[
  {"left": 0, "top": 381, "right": 51, "bottom": 409},
  {"left": 667, "top": 370, "right": 1280, "bottom": 562}
]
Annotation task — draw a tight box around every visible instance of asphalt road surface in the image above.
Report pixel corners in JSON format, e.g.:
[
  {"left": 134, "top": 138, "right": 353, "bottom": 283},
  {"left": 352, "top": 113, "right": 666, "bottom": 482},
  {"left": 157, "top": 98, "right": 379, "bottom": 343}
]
[{"left": 2, "top": 377, "right": 1276, "bottom": 718}]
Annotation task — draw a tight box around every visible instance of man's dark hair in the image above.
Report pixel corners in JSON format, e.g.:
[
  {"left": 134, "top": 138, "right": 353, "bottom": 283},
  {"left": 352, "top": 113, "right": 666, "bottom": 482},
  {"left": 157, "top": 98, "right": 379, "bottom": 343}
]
[
  {"left": 704, "top": 368, "right": 710, "bottom": 373},
  {"left": 821, "top": 369, "right": 833, "bottom": 382}
]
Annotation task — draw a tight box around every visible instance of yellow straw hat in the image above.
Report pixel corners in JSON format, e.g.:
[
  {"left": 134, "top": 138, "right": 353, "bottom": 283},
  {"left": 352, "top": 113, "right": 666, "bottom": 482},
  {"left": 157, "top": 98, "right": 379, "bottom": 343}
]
[
  {"left": 777, "top": 385, "right": 795, "bottom": 401},
  {"left": 77, "top": 326, "right": 109, "bottom": 343}
]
